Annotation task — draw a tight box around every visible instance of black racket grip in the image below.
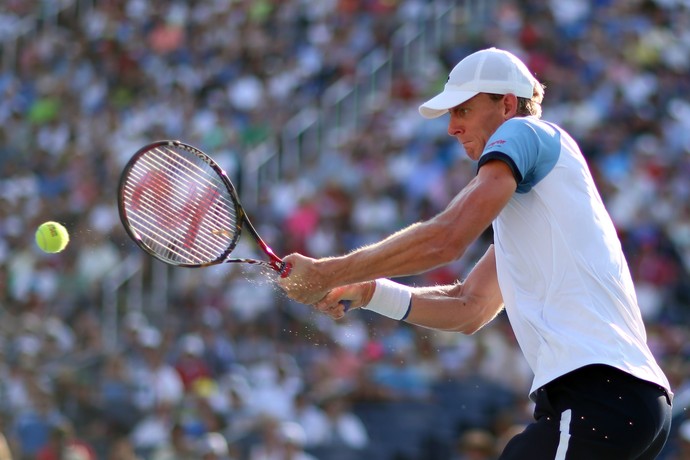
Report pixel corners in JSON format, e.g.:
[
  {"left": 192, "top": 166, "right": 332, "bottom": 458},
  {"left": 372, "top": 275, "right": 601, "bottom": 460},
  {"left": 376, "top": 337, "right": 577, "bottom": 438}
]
[{"left": 341, "top": 300, "right": 352, "bottom": 312}]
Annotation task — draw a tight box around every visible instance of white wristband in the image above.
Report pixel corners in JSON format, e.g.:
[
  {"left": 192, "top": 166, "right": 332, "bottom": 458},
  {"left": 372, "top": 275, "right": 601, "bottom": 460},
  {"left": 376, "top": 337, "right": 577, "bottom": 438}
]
[{"left": 363, "top": 279, "right": 412, "bottom": 320}]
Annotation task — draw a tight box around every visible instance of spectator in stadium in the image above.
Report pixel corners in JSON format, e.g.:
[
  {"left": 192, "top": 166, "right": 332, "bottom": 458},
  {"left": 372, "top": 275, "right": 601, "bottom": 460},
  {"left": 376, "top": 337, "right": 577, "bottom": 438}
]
[
  {"left": 316, "top": 391, "right": 369, "bottom": 450},
  {"left": 453, "top": 428, "right": 496, "bottom": 460},
  {"left": 249, "top": 420, "right": 316, "bottom": 460},
  {"left": 150, "top": 423, "right": 195, "bottom": 460},
  {"left": 280, "top": 47, "right": 673, "bottom": 459},
  {"left": 35, "top": 421, "right": 96, "bottom": 460},
  {"left": 197, "top": 432, "right": 233, "bottom": 460}
]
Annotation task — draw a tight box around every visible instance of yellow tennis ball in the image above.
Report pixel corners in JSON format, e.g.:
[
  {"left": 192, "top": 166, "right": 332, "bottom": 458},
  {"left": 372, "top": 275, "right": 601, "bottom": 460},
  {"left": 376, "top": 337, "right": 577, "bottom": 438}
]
[{"left": 35, "top": 221, "right": 70, "bottom": 253}]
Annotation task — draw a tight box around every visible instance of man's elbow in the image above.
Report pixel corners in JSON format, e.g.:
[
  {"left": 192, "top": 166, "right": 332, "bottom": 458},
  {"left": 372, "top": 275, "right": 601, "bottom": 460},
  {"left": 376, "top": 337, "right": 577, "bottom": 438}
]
[
  {"left": 443, "top": 308, "right": 488, "bottom": 335},
  {"left": 453, "top": 319, "right": 486, "bottom": 335},
  {"left": 449, "top": 300, "right": 503, "bottom": 335}
]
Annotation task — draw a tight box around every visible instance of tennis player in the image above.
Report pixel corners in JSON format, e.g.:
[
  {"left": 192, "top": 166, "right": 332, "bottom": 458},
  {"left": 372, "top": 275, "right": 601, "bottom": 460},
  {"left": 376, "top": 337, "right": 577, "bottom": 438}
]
[{"left": 279, "top": 47, "right": 672, "bottom": 459}]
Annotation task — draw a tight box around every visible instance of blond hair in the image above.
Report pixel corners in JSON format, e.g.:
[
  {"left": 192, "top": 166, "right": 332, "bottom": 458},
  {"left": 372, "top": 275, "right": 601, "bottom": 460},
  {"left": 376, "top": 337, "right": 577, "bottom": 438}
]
[{"left": 489, "top": 80, "right": 545, "bottom": 118}]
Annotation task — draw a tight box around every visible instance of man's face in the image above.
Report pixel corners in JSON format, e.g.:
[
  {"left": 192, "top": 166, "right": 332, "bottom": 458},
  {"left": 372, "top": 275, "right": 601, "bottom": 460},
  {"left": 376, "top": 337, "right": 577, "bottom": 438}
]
[{"left": 447, "top": 93, "right": 514, "bottom": 161}]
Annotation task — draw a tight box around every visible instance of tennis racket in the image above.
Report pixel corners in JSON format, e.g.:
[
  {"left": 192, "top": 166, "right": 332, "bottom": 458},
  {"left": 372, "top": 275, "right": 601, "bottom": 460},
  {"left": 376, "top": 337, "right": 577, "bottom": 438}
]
[{"left": 117, "top": 140, "right": 290, "bottom": 276}]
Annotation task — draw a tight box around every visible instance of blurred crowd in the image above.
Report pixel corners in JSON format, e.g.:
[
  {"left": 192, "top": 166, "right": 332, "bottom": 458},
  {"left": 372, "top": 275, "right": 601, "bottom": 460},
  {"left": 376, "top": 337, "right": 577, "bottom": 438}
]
[{"left": 1, "top": 0, "right": 690, "bottom": 459}]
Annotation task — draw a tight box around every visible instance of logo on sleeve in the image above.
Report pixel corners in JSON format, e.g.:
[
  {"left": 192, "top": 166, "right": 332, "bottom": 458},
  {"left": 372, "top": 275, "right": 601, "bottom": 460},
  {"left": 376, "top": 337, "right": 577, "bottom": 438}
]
[{"left": 486, "top": 139, "right": 507, "bottom": 149}]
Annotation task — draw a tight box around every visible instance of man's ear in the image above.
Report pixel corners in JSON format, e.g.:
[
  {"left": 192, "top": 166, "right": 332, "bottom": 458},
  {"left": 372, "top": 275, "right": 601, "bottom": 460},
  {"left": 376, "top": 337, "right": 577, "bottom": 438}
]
[{"left": 503, "top": 93, "right": 519, "bottom": 119}]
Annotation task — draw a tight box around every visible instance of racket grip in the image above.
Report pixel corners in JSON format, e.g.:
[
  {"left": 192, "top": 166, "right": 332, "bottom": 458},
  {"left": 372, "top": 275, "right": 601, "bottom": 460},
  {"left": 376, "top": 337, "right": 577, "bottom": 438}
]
[
  {"left": 280, "top": 262, "right": 292, "bottom": 278},
  {"left": 341, "top": 300, "right": 352, "bottom": 312}
]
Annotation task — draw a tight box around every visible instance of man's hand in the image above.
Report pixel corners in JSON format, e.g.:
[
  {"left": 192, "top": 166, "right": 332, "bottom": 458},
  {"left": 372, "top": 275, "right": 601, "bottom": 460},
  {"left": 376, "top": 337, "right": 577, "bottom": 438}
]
[
  {"left": 314, "top": 281, "right": 376, "bottom": 320},
  {"left": 278, "top": 253, "right": 333, "bottom": 306}
]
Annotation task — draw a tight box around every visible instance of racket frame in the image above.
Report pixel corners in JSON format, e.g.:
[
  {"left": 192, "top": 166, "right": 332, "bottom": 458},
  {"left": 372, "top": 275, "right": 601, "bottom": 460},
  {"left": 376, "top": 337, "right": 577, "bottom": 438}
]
[{"left": 118, "top": 140, "right": 286, "bottom": 272}]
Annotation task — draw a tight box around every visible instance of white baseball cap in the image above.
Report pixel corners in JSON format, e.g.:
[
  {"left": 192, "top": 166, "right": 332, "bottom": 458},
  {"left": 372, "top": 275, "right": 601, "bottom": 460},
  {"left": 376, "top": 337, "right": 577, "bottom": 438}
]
[{"left": 419, "top": 47, "right": 536, "bottom": 119}]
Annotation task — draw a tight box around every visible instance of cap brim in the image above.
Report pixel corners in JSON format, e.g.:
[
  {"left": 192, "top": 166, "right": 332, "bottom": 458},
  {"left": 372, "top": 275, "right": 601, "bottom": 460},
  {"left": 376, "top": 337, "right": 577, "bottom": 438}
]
[{"left": 418, "top": 89, "right": 478, "bottom": 119}]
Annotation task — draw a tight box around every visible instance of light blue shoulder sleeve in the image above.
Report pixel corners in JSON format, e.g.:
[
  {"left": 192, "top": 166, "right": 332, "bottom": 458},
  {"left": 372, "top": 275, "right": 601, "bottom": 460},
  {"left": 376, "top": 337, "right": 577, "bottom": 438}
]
[{"left": 477, "top": 117, "right": 561, "bottom": 193}]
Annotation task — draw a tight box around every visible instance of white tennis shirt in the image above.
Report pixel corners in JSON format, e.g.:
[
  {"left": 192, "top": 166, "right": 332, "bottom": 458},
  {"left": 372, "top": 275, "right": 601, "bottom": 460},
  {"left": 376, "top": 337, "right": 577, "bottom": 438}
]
[{"left": 477, "top": 117, "right": 671, "bottom": 399}]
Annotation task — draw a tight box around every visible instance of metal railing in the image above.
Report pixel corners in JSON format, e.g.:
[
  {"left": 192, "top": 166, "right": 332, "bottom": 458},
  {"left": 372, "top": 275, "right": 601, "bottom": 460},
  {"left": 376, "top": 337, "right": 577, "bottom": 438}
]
[
  {"left": 240, "top": 0, "right": 469, "bottom": 206},
  {"left": 101, "top": 253, "right": 144, "bottom": 352}
]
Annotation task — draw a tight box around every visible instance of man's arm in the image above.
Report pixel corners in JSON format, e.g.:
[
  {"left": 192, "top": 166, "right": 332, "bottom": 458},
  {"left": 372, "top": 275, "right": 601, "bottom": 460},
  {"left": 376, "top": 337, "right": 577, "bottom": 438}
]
[
  {"left": 405, "top": 244, "right": 503, "bottom": 333},
  {"left": 315, "top": 244, "right": 504, "bottom": 334},
  {"left": 281, "top": 159, "right": 516, "bottom": 305}
]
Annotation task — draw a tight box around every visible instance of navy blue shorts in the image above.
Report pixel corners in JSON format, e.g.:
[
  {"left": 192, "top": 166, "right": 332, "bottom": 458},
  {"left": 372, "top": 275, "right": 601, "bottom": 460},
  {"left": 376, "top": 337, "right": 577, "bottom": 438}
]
[{"left": 499, "top": 364, "right": 672, "bottom": 460}]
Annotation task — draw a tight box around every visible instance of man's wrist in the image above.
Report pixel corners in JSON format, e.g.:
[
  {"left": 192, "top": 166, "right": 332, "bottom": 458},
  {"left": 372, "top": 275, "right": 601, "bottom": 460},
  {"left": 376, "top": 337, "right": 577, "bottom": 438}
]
[
  {"left": 362, "top": 279, "right": 412, "bottom": 320},
  {"left": 360, "top": 281, "right": 376, "bottom": 306},
  {"left": 316, "top": 256, "right": 348, "bottom": 292}
]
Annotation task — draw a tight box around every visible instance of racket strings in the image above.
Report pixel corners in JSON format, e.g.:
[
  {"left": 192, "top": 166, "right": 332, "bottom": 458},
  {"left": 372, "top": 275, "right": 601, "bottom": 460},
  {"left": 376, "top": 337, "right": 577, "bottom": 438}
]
[
  {"left": 131, "top": 150, "right": 236, "bottom": 235},
  {"left": 134, "top": 146, "right": 236, "bottom": 238},
  {"left": 122, "top": 145, "right": 239, "bottom": 264},
  {"left": 125, "top": 157, "right": 233, "bottom": 263}
]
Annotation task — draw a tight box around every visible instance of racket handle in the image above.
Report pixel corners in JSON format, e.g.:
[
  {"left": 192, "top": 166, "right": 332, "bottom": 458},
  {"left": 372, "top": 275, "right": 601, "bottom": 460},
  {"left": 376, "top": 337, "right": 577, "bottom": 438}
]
[{"left": 279, "top": 261, "right": 350, "bottom": 312}]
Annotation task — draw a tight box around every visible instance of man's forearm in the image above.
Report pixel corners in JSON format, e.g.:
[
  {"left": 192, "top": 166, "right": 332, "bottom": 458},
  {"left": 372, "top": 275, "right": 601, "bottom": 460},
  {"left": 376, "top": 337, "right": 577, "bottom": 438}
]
[
  {"left": 313, "top": 170, "right": 509, "bottom": 291},
  {"left": 317, "top": 220, "right": 463, "bottom": 287}
]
